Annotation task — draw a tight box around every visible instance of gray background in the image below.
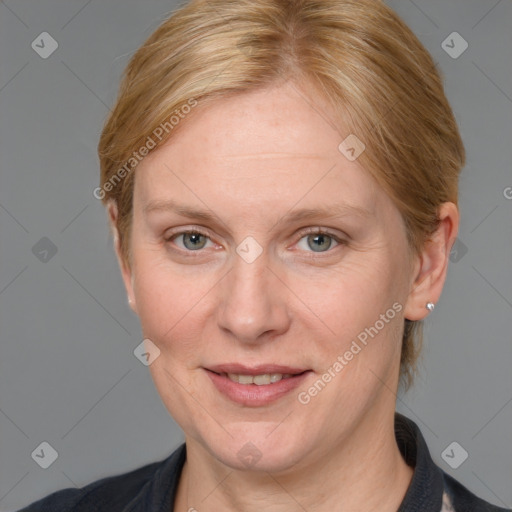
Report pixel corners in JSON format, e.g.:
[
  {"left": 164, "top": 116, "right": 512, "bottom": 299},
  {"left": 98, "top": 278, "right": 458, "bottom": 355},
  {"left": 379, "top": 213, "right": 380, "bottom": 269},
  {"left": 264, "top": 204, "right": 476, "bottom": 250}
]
[{"left": 0, "top": 0, "right": 511, "bottom": 510}]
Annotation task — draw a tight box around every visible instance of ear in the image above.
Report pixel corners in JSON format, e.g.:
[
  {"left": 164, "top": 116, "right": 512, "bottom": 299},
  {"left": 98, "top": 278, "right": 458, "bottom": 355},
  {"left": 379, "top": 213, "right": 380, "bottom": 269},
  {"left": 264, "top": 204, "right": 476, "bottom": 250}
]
[
  {"left": 107, "top": 201, "right": 137, "bottom": 314},
  {"left": 403, "top": 202, "right": 459, "bottom": 321}
]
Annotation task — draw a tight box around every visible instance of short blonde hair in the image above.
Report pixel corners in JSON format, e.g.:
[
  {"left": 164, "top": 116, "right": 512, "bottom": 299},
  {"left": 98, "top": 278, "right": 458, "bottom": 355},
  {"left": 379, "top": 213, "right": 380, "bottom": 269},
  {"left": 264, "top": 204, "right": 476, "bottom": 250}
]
[{"left": 98, "top": 0, "right": 465, "bottom": 388}]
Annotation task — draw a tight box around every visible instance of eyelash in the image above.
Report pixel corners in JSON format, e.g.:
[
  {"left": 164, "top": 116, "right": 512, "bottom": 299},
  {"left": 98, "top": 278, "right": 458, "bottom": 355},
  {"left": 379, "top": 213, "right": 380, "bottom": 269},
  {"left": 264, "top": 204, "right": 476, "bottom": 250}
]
[{"left": 164, "top": 227, "right": 346, "bottom": 258}]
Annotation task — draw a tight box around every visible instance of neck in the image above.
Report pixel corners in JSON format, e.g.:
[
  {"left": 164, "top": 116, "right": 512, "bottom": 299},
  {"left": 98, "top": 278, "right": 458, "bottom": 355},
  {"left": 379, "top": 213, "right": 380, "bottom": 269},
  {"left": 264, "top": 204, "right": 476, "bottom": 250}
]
[{"left": 174, "top": 407, "right": 414, "bottom": 512}]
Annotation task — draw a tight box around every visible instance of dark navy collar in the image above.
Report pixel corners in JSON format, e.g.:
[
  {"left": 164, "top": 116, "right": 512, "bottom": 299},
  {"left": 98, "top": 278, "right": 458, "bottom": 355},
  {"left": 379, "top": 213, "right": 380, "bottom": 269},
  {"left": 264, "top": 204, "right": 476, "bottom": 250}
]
[{"left": 395, "top": 412, "right": 444, "bottom": 511}]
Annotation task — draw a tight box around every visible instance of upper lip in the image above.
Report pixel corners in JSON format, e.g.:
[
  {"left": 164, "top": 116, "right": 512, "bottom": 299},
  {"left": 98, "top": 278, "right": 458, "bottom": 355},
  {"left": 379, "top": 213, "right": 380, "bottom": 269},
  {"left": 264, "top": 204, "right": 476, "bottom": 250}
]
[{"left": 206, "top": 364, "right": 309, "bottom": 375}]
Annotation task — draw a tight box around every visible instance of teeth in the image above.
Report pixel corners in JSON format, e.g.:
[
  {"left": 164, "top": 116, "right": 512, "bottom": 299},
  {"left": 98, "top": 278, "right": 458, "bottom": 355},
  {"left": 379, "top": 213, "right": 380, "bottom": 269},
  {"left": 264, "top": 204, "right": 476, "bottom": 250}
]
[
  {"left": 253, "top": 374, "right": 271, "bottom": 385},
  {"left": 238, "top": 374, "right": 255, "bottom": 385},
  {"left": 226, "top": 373, "right": 293, "bottom": 385}
]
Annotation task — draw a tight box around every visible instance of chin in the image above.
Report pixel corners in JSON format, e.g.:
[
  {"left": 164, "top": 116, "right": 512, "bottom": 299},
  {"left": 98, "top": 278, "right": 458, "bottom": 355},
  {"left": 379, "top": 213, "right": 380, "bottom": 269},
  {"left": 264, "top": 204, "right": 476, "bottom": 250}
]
[{"left": 197, "top": 422, "right": 314, "bottom": 474}]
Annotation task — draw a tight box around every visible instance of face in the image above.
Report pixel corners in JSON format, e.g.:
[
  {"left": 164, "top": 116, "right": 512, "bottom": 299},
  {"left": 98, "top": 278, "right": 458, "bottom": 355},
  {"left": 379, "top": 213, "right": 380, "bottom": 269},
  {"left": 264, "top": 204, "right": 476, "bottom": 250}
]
[{"left": 117, "top": 81, "right": 420, "bottom": 473}]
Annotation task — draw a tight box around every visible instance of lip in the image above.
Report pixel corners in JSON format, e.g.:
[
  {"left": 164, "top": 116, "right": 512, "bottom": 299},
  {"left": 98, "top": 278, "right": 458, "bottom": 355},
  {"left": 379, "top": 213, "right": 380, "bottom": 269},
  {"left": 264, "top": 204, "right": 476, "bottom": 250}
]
[
  {"left": 207, "top": 363, "right": 309, "bottom": 375},
  {"left": 204, "top": 364, "right": 312, "bottom": 407}
]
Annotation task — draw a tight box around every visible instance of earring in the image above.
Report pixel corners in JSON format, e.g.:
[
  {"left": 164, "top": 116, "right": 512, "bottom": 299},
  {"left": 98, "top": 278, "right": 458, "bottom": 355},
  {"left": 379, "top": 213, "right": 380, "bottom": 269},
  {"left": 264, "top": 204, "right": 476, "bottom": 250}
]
[{"left": 426, "top": 302, "right": 435, "bottom": 312}]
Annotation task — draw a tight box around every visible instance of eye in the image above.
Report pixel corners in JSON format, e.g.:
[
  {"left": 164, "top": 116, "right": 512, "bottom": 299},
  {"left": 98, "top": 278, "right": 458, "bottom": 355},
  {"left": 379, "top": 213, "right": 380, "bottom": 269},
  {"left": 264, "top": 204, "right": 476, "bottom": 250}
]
[
  {"left": 295, "top": 229, "right": 343, "bottom": 253},
  {"left": 164, "top": 227, "right": 345, "bottom": 256},
  {"left": 167, "top": 230, "right": 215, "bottom": 251}
]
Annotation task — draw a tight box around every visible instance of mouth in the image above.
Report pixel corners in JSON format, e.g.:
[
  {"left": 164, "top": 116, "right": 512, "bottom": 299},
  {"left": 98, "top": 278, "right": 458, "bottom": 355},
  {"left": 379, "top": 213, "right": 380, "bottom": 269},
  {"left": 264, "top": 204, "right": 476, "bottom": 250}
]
[
  {"left": 204, "top": 364, "right": 312, "bottom": 406},
  {"left": 220, "top": 372, "right": 296, "bottom": 385}
]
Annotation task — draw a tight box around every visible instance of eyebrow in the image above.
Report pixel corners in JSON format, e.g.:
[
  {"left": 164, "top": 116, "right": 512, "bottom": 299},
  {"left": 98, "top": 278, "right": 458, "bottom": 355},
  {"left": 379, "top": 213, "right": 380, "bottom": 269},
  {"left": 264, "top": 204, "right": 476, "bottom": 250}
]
[{"left": 143, "top": 199, "right": 373, "bottom": 225}]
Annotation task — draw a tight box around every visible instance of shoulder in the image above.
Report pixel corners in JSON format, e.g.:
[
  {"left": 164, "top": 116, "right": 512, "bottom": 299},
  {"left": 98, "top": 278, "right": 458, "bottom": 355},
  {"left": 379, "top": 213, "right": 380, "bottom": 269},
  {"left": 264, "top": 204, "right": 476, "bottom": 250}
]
[
  {"left": 17, "top": 444, "right": 186, "bottom": 512},
  {"left": 394, "top": 413, "right": 510, "bottom": 512},
  {"left": 17, "top": 460, "right": 164, "bottom": 512},
  {"left": 443, "top": 471, "right": 511, "bottom": 512}
]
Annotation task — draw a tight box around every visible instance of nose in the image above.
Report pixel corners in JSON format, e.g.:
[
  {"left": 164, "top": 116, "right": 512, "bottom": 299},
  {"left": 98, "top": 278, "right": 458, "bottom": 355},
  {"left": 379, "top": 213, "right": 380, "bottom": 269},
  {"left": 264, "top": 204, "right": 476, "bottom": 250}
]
[{"left": 216, "top": 251, "right": 291, "bottom": 345}]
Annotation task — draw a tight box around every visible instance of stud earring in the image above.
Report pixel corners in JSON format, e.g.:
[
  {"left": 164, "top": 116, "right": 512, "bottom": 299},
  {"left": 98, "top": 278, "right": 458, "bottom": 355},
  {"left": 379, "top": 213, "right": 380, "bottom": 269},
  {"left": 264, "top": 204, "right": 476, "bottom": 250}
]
[{"left": 426, "top": 302, "right": 435, "bottom": 312}]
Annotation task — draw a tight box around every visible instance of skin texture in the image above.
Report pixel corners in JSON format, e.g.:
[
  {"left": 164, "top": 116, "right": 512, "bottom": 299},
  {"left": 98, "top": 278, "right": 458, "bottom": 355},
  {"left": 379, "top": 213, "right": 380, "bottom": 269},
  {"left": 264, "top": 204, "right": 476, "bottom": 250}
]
[{"left": 109, "top": 81, "right": 458, "bottom": 511}]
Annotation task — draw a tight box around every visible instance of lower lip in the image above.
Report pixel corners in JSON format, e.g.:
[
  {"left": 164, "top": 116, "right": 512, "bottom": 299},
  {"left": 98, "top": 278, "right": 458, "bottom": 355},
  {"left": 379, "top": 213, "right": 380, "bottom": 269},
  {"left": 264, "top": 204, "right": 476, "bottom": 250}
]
[{"left": 205, "top": 370, "right": 311, "bottom": 407}]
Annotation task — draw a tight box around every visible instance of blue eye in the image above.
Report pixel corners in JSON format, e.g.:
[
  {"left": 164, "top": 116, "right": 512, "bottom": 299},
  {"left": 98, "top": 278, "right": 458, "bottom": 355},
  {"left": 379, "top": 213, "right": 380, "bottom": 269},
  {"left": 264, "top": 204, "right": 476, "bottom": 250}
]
[
  {"left": 296, "top": 231, "right": 340, "bottom": 253},
  {"left": 165, "top": 228, "right": 344, "bottom": 256},
  {"left": 170, "top": 231, "right": 213, "bottom": 251}
]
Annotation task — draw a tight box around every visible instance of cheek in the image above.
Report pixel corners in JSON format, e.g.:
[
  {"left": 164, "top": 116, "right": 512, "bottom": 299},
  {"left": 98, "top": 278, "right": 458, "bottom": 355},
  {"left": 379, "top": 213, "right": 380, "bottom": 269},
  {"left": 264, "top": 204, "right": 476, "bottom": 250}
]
[
  {"left": 131, "top": 258, "right": 216, "bottom": 357},
  {"left": 301, "top": 255, "right": 404, "bottom": 367},
  {"left": 308, "top": 255, "right": 394, "bottom": 320}
]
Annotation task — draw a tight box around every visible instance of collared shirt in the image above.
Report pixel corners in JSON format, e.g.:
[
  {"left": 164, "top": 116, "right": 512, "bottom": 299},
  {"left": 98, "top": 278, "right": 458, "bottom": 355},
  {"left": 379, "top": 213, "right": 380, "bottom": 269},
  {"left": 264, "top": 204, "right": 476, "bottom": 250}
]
[{"left": 19, "top": 413, "right": 510, "bottom": 512}]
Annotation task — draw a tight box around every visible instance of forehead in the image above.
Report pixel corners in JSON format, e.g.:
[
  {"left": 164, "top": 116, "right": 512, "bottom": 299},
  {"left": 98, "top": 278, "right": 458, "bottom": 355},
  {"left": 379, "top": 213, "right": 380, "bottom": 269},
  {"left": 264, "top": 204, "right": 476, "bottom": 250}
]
[
  {"left": 134, "top": 82, "right": 383, "bottom": 217},
  {"left": 166, "top": 83, "right": 344, "bottom": 160}
]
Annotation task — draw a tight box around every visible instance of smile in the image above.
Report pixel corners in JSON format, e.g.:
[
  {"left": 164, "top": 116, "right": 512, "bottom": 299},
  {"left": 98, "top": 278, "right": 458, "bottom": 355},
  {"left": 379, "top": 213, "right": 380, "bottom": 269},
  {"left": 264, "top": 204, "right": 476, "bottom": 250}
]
[
  {"left": 205, "top": 365, "right": 311, "bottom": 406},
  {"left": 224, "top": 373, "right": 293, "bottom": 385}
]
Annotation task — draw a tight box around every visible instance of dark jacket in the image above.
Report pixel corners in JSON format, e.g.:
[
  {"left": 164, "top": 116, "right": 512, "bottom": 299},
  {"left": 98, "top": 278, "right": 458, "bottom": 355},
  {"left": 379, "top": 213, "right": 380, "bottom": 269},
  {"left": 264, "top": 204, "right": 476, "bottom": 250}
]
[{"left": 18, "top": 413, "right": 510, "bottom": 511}]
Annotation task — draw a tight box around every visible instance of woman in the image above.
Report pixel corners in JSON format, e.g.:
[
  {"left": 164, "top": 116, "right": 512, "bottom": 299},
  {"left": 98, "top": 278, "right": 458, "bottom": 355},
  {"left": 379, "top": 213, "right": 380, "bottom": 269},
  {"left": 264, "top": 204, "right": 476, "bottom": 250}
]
[{"left": 20, "top": 0, "right": 510, "bottom": 510}]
